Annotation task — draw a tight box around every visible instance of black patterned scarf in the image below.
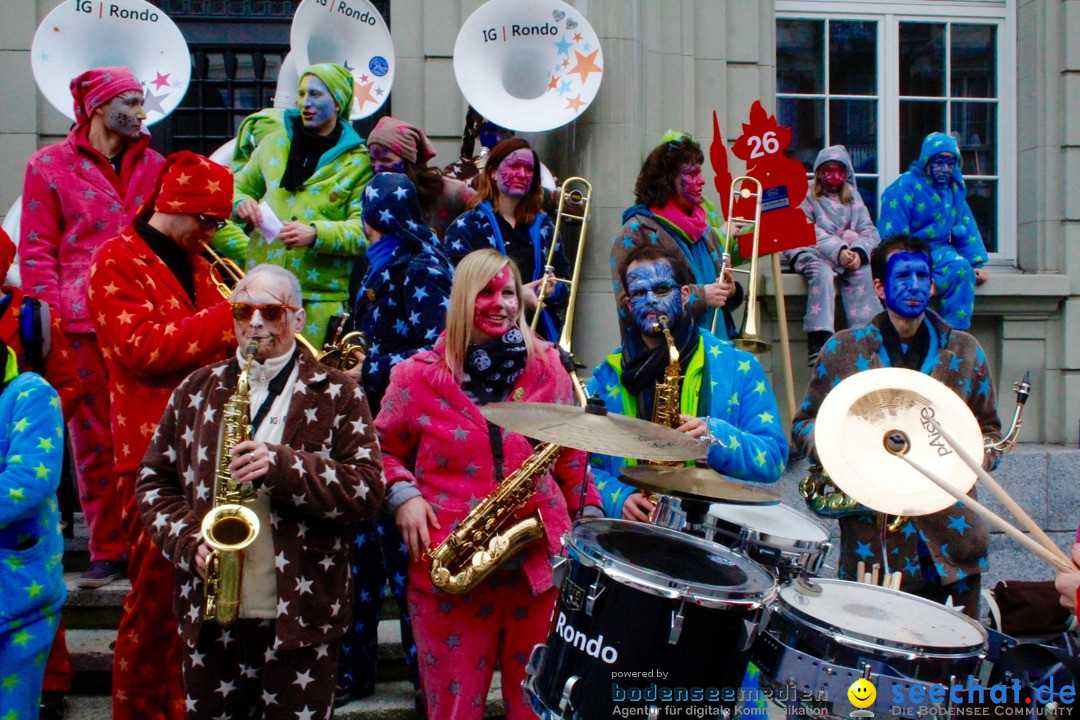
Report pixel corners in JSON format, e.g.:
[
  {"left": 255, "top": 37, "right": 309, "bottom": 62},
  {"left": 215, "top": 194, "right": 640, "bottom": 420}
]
[{"left": 464, "top": 327, "right": 528, "bottom": 404}]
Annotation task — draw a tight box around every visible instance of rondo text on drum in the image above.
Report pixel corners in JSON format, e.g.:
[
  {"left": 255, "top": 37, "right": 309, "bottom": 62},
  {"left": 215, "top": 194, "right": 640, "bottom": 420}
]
[{"left": 554, "top": 611, "right": 618, "bottom": 663}]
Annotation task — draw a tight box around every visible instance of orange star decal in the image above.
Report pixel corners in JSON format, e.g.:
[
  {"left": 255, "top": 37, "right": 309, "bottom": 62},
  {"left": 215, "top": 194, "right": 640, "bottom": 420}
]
[
  {"left": 118, "top": 309, "right": 134, "bottom": 324},
  {"left": 547, "top": 74, "right": 560, "bottom": 91},
  {"left": 167, "top": 200, "right": 184, "bottom": 210},
  {"left": 565, "top": 94, "right": 586, "bottom": 113},
  {"left": 569, "top": 49, "right": 602, "bottom": 85},
  {"left": 175, "top": 173, "right": 191, "bottom": 186},
  {"left": 354, "top": 81, "right": 377, "bottom": 109},
  {"left": 205, "top": 180, "right": 221, "bottom": 194},
  {"left": 103, "top": 282, "right": 119, "bottom": 295},
  {"left": 573, "top": 32, "right": 582, "bottom": 43},
  {"left": 186, "top": 341, "right": 200, "bottom": 355}
]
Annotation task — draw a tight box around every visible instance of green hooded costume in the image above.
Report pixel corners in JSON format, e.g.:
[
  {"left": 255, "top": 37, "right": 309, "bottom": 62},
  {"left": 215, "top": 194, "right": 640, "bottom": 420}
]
[{"left": 230, "top": 63, "right": 373, "bottom": 344}]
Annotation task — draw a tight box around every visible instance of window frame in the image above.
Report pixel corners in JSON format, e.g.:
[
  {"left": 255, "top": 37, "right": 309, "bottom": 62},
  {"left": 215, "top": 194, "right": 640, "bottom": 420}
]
[{"left": 776, "top": 0, "right": 1017, "bottom": 263}]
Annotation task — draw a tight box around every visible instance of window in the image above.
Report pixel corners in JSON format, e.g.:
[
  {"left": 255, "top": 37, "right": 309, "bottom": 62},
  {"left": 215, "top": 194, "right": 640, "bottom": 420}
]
[{"left": 776, "top": 1, "right": 1015, "bottom": 260}]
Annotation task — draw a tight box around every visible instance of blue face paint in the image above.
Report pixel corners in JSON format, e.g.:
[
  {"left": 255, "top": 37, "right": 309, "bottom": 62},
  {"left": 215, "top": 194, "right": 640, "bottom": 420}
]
[
  {"left": 883, "top": 251, "right": 932, "bottom": 318},
  {"left": 299, "top": 75, "right": 338, "bottom": 134},
  {"left": 927, "top": 152, "right": 956, "bottom": 189},
  {"left": 626, "top": 261, "right": 683, "bottom": 334}
]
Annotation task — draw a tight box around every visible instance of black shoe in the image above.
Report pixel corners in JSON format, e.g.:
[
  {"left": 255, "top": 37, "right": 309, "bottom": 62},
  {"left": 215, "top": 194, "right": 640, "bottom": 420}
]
[
  {"left": 39, "top": 691, "right": 67, "bottom": 720},
  {"left": 807, "top": 331, "right": 832, "bottom": 368},
  {"left": 77, "top": 560, "right": 127, "bottom": 589}
]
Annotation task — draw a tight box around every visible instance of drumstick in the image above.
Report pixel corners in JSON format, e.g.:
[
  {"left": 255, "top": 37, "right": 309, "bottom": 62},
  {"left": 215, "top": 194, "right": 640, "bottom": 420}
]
[
  {"left": 891, "top": 572, "right": 902, "bottom": 591},
  {"left": 857, "top": 560, "right": 865, "bottom": 583},
  {"left": 897, "top": 453, "right": 1073, "bottom": 573},
  {"left": 871, "top": 563, "right": 880, "bottom": 586},
  {"left": 934, "top": 422, "right": 1069, "bottom": 564}
]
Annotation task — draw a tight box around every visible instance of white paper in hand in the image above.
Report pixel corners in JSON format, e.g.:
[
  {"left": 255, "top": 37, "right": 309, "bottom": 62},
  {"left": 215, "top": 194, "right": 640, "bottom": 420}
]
[{"left": 258, "top": 201, "right": 283, "bottom": 242}]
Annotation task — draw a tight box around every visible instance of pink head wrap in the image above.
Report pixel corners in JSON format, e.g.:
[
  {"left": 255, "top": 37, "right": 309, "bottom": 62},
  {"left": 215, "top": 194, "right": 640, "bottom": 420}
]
[
  {"left": 368, "top": 116, "right": 437, "bottom": 165},
  {"left": 69, "top": 66, "right": 143, "bottom": 126}
]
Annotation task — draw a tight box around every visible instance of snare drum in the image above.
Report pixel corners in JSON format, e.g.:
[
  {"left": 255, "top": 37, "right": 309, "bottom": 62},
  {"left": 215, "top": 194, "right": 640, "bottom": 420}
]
[
  {"left": 653, "top": 497, "right": 831, "bottom": 581},
  {"left": 524, "top": 518, "right": 776, "bottom": 720},
  {"left": 750, "top": 578, "right": 988, "bottom": 717}
]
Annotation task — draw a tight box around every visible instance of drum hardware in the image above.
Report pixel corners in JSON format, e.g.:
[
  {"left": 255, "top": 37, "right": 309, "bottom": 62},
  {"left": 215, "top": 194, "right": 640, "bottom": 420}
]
[
  {"left": 585, "top": 579, "right": 604, "bottom": 616},
  {"left": 480, "top": 399, "right": 706, "bottom": 463},
  {"left": 669, "top": 603, "right": 685, "bottom": 644},
  {"left": 559, "top": 676, "right": 578, "bottom": 715}
]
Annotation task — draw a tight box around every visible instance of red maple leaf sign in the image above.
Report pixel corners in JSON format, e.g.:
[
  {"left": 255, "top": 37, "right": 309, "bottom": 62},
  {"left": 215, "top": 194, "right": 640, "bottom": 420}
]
[{"left": 721, "top": 101, "right": 815, "bottom": 258}]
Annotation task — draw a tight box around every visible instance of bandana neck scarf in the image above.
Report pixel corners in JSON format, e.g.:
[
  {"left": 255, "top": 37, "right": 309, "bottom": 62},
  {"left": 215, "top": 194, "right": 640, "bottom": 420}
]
[
  {"left": 280, "top": 115, "right": 342, "bottom": 192},
  {"left": 650, "top": 201, "right": 708, "bottom": 242},
  {"left": 620, "top": 311, "right": 698, "bottom": 418},
  {"left": 464, "top": 328, "right": 528, "bottom": 404}
]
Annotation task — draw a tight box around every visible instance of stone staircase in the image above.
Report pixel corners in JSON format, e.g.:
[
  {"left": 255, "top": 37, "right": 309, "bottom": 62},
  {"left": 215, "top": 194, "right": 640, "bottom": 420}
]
[
  {"left": 58, "top": 444, "right": 1080, "bottom": 718},
  {"left": 59, "top": 521, "right": 506, "bottom": 720}
]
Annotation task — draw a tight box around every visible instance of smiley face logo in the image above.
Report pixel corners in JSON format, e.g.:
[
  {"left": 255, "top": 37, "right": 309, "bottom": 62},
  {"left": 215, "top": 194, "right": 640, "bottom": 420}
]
[{"left": 848, "top": 678, "right": 876, "bottom": 709}]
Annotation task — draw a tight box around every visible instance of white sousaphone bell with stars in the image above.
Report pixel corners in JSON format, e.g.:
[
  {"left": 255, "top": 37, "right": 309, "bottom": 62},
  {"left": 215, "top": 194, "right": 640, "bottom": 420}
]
[{"left": 453, "top": 0, "right": 604, "bottom": 132}]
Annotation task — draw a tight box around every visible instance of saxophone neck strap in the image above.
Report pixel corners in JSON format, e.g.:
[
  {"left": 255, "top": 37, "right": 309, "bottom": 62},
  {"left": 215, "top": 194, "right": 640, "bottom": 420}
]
[
  {"left": 250, "top": 349, "right": 299, "bottom": 436},
  {"left": 485, "top": 420, "right": 506, "bottom": 484}
]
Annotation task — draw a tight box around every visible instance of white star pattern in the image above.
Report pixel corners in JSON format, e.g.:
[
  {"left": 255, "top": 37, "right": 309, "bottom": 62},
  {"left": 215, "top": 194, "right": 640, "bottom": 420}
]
[
  {"left": 187, "top": 391, "right": 204, "bottom": 409},
  {"left": 305, "top": 407, "right": 318, "bottom": 423},
  {"left": 294, "top": 670, "right": 315, "bottom": 690},
  {"left": 295, "top": 577, "right": 313, "bottom": 595},
  {"left": 326, "top": 382, "right": 341, "bottom": 398},
  {"left": 277, "top": 598, "right": 290, "bottom": 616},
  {"left": 351, "top": 417, "right": 367, "bottom": 434},
  {"left": 215, "top": 679, "right": 235, "bottom": 697},
  {"left": 275, "top": 552, "right": 289, "bottom": 571}
]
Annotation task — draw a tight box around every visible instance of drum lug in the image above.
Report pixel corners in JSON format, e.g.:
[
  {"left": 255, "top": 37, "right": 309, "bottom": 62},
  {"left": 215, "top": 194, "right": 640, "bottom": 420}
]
[
  {"left": 585, "top": 579, "right": 604, "bottom": 616},
  {"left": 526, "top": 643, "right": 546, "bottom": 676},
  {"left": 559, "top": 675, "right": 579, "bottom": 715},
  {"left": 668, "top": 601, "right": 686, "bottom": 645},
  {"left": 740, "top": 603, "right": 770, "bottom": 652}
]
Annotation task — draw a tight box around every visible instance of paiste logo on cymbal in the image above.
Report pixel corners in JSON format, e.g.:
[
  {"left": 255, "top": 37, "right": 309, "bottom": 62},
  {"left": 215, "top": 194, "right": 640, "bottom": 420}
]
[{"left": 848, "top": 678, "right": 877, "bottom": 709}]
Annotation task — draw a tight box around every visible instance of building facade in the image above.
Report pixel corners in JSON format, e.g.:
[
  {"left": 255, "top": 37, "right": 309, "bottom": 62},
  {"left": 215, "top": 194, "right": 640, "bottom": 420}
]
[{"left": 1, "top": 0, "right": 1076, "bottom": 443}]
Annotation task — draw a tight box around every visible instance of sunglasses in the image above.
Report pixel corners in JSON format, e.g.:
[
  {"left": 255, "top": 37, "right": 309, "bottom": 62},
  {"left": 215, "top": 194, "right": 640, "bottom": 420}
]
[
  {"left": 198, "top": 214, "right": 227, "bottom": 231},
  {"left": 231, "top": 302, "right": 298, "bottom": 323}
]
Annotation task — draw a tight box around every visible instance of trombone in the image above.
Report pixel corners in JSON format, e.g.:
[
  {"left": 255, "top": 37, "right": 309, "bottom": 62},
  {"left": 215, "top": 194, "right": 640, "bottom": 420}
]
[
  {"left": 712, "top": 176, "right": 770, "bottom": 354},
  {"left": 201, "top": 241, "right": 322, "bottom": 359},
  {"left": 529, "top": 177, "right": 591, "bottom": 406}
]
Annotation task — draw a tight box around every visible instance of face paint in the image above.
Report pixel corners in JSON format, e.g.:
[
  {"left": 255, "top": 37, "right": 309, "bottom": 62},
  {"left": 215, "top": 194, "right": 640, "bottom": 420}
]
[
  {"left": 819, "top": 161, "right": 847, "bottom": 194},
  {"left": 883, "top": 251, "right": 932, "bottom": 319},
  {"left": 100, "top": 91, "right": 146, "bottom": 141},
  {"left": 625, "top": 260, "right": 684, "bottom": 334},
  {"left": 927, "top": 152, "right": 957, "bottom": 188},
  {"left": 232, "top": 275, "right": 303, "bottom": 360},
  {"left": 674, "top": 162, "right": 705, "bottom": 210},
  {"left": 299, "top": 75, "right": 339, "bottom": 135},
  {"left": 472, "top": 267, "right": 520, "bottom": 340},
  {"left": 495, "top": 149, "right": 535, "bottom": 198},
  {"left": 370, "top": 144, "right": 405, "bottom": 174}
]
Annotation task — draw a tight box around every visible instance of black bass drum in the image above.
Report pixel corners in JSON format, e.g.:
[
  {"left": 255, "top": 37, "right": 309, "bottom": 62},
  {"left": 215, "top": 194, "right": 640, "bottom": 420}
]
[{"left": 524, "top": 518, "right": 776, "bottom": 719}]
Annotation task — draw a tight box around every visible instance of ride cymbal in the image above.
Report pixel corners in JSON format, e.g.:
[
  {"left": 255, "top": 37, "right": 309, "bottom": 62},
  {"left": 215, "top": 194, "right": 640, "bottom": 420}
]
[
  {"left": 815, "top": 367, "right": 983, "bottom": 517},
  {"left": 619, "top": 465, "right": 780, "bottom": 505},
  {"left": 481, "top": 401, "right": 706, "bottom": 463}
]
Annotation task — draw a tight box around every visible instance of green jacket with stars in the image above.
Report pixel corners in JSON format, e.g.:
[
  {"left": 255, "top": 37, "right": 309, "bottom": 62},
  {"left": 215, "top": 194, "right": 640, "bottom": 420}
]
[
  {"left": 230, "top": 112, "right": 373, "bottom": 317},
  {"left": 792, "top": 311, "right": 1002, "bottom": 587},
  {"left": 585, "top": 329, "right": 787, "bottom": 518},
  {"left": 0, "top": 347, "right": 66, "bottom": 633}
]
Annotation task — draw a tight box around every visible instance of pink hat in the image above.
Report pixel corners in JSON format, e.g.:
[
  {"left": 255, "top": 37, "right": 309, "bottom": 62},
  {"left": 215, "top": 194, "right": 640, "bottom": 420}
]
[
  {"left": 368, "top": 116, "right": 437, "bottom": 165},
  {"left": 69, "top": 66, "right": 143, "bottom": 126}
]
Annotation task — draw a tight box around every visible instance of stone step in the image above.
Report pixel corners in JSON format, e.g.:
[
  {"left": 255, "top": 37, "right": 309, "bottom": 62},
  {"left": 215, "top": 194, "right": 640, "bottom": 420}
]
[
  {"left": 64, "top": 677, "right": 507, "bottom": 719},
  {"left": 67, "top": 617, "right": 413, "bottom": 693}
]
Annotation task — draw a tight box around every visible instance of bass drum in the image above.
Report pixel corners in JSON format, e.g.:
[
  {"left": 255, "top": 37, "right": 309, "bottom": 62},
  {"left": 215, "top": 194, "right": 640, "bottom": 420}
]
[
  {"left": 750, "top": 578, "right": 988, "bottom": 718},
  {"left": 525, "top": 518, "right": 776, "bottom": 719}
]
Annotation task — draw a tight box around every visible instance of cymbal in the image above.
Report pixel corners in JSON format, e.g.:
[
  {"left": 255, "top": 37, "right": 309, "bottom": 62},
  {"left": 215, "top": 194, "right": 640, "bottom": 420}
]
[
  {"left": 618, "top": 465, "right": 781, "bottom": 505},
  {"left": 480, "top": 401, "right": 707, "bottom": 463},
  {"left": 815, "top": 367, "right": 983, "bottom": 517}
]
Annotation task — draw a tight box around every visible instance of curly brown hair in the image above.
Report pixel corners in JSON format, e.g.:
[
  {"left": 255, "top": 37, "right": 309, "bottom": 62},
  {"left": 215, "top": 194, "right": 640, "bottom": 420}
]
[{"left": 633, "top": 135, "right": 705, "bottom": 207}]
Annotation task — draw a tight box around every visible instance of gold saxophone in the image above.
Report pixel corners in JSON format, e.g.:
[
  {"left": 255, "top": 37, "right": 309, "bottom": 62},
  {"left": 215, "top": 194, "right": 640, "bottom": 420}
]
[
  {"left": 201, "top": 339, "right": 261, "bottom": 626},
  {"left": 650, "top": 315, "right": 684, "bottom": 435},
  {"left": 428, "top": 442, "right": 562, "bottom": 594},
  {"left": 800, "top": 373, "right": 1033, "bottom": 531}
]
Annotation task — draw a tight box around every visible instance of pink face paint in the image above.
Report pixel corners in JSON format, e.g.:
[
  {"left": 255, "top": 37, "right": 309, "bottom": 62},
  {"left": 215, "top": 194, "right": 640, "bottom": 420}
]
[
  {"left": 472, "top": 267, "right": 519, "bottom": 340},
  {"left": 819, "top": 161, "right": 847, "bottom": 194},
  {"left": 495, "top": 149, "right": 535, "bottom": 198},
  {"left": 676, "top": 162, "right": 705, "bottom": 208},
  {"left": 370, "top": 144, "right": 405, "bottom": 173}
]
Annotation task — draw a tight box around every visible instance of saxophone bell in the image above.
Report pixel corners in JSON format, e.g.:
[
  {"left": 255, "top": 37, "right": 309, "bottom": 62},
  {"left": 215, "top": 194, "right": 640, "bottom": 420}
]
[{"left": 201, "top": 504, "right": 260, "bottom": 626}]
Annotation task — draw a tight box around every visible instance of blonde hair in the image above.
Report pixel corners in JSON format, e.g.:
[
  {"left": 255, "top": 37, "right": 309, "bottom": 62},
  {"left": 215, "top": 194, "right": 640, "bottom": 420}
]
[{"left": 444, "top": 249, "right": 536, "bottom": 382}]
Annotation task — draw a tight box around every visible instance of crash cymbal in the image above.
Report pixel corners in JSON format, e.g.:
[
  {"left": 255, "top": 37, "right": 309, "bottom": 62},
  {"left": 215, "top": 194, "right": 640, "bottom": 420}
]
[
  {"left": 815, "top": 367, "right": 983, "bottom": 517},
  {"left": 619, "top": 465, "right": 780, "bottom": 505},
  {"left": 480, "top": 401, "right": 706, "bottom": 463}
]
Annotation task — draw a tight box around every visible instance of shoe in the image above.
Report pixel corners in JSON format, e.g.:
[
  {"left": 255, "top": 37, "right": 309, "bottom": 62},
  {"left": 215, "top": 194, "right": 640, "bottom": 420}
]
[
  {"left": 39, "top": 690, "right": 67, "bottom": 720},
  {"left": 77, "top": 560, "right": 126, "bottom": 589}
]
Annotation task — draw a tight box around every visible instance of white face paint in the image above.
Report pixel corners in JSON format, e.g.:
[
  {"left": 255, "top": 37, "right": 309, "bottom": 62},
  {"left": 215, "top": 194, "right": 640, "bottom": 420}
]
[
  {"left": 298, "top": 75, "right": 339, "bottom": 135},
  {"left": 99, "top": 91, "right": 147, "bottom": 141}
]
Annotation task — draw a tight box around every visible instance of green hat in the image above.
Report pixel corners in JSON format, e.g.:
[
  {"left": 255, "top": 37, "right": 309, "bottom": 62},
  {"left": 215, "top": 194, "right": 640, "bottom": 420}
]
[{"left": 300, "top": 63, "right": 354, "bottom": 121}]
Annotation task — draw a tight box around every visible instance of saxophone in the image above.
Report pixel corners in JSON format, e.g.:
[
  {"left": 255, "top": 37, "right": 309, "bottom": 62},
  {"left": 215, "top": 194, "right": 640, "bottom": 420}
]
[
  {"left": 649, "top": 315, "right": 684, "bottom": 466},
  {"left": 429, "top": 442, "right": 562, "bottom": 594},
  {"left": 201, "top": 339, "right": 261, "bottom": 626}
]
